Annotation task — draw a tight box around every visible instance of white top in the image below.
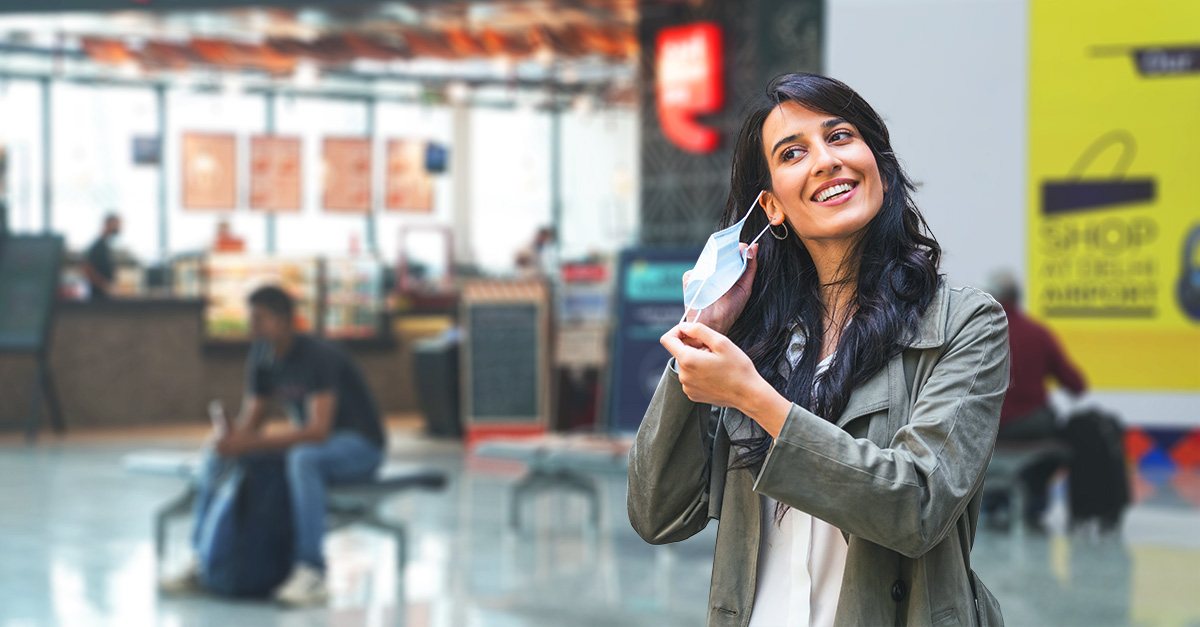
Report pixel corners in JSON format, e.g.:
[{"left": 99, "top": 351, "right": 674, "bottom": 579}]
[{"left": 748, "top": 352, "right": 848, "bottom": 627}]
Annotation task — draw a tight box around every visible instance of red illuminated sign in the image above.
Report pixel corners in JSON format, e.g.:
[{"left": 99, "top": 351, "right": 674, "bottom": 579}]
[{"left": 656, "top": 22, "right": 724, "bottom": 154}]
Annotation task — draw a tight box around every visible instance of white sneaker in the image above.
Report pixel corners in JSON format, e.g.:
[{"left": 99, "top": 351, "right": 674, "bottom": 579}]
[
  {"left": 274, "top": 564, "right": 329, "bottom": 607},
  {"left": 159, "top": 560, "right": 204, "bottom": 595}
]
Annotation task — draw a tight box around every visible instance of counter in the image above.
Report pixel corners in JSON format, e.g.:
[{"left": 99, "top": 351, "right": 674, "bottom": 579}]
[
  {"left": 0, "top": 299, "right": 428, "bottom": 432},
  {"left": 0, "top": 298, "right": 205, "bottom": 429}
]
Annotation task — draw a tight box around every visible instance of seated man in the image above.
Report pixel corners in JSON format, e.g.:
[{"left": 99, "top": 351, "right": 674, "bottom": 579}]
[
  {"left": 988, "top": 271, "right": 1087, "bottom": 530},
  {"left": 162, "top": 285, "right": 387, "bottom": 605}
]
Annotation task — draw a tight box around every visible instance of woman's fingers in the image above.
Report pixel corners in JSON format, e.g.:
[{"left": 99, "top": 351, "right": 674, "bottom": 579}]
[
  {"left": 661, "top": 324, "right": 713, "bottom": 361},
  {"left": 679, "top": 322, "right": 728, "bottom": 352},
  {"left": 661, "top": 325, "right": 706, "bottom": 357},
  {"left": 681, "top": 333, "right": 706, "bottom": 349}
]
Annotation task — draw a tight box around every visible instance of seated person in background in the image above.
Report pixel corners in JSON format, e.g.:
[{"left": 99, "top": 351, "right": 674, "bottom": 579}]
[
  {"left": 213, "top": 218, "right": 245, "bottom": 253},
  {"left": 988, "top": 271, "right": 1087, "bottom": 529},
  {"left": 84, "top": 212, "right": 121, "bottom": 300},
  {"left": 161, "top": 285, "right": 388, "bottom": 605}
]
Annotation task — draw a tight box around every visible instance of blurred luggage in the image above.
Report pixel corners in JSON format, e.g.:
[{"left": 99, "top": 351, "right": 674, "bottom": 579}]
[
  {"left": 414, "top": 331, "right": 463, "bottom": 438},
  {"left": 1063, "top": 407, "right": 1130, "bottom": 530},
  {"left": 195, "top": 454, "right": 294, "bottom": 597}
]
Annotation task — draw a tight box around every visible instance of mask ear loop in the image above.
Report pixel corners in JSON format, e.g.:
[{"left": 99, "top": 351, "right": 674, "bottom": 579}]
[
  {"left": 746, "top": 190, "right": 771, "bottom": 248},
  {"left": 681, "top": 192, "right": 768, "bottom": 324}
]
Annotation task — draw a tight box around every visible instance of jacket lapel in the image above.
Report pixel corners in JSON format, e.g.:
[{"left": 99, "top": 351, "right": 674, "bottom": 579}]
[
  {"left": 834, "top": 282, "right": 950, "bottom": 429},
  {"left": 834, "top": 366, "right": 890, "bottom": 429}
]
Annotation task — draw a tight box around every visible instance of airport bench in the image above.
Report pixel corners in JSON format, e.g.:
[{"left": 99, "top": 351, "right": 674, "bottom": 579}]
[
  {"left": 123, "top": 451, "right": 448, "bottom": 572},
  {"left": 982, "top": 440, "right": 1069, "bottom": 535},
  {"left": 474, "top": 435, "right": 632, "bottom": 531}
]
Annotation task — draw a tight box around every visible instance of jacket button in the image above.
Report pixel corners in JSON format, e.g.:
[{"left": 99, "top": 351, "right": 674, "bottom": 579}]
[{"left": 891, "top": 580, "right": 907, "bottom": 602}]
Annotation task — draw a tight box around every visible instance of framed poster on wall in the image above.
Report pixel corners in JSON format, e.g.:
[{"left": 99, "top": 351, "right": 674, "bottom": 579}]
[
  {"left": 322, "top": 137, "right": 372, "bottom": 213},
  {"left": 385, "top": 139, "right": 434, "bottom": 212},
  {"left": 250, "top": 136, "right": 301, "bottom": 212},
  {"left": 182, "top": 133, "right": 237, "bottom": 210}
]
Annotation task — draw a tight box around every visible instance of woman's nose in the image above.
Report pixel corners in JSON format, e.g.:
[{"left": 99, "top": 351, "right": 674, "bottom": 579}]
[{"left": 810, "top": 144, "right": 842, "bottom": 177}]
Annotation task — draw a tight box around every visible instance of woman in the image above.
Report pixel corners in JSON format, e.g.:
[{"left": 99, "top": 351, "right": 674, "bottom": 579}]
[{"left": 627, "top": 73, "right": 1009, "bottom": 627}]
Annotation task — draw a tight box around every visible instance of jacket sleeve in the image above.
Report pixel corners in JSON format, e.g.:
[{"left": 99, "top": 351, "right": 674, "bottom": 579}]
[
  {"left": 752, "top": 290, "right": 1010, "bottom": 558},
  {"left": 627, "top": 362, "right": 718, "bottom": 545}
]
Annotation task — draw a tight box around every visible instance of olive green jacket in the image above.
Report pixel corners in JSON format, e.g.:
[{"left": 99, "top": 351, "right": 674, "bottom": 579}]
[{"left": 628, "top": 284, "right": 1009, "bottom": 627}]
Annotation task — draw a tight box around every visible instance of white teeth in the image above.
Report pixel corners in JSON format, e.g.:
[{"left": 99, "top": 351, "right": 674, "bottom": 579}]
[
  {"left": 816, "top": 182, "right": 854, "bottom": 202},
  {"left": 816, "top": 181, "right": 854, "bottom": 201}
]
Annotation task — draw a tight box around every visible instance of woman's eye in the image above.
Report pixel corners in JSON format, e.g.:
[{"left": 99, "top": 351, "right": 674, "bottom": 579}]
[
  {"left": 829, "top": 130, "right": 853, "bottom": 143},
  {"left": 782, "top": 147, "right": 804, "bottom": 162}
]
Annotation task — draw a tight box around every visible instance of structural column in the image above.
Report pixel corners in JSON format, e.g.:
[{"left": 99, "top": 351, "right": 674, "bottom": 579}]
[
  {"left": 450, "top": 99, "right": 473, "bottom": 265},
  {"left": 636, "top": 0, "right": 823, "bottom": 246}
]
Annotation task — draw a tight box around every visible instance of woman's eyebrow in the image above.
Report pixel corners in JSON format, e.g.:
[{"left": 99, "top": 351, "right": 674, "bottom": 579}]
[
  {"left": 770, "top": 118, "right": 851, "bottom": 156},
  {"left": 770, "top": 133, "right": 803, "bottom": 156}
]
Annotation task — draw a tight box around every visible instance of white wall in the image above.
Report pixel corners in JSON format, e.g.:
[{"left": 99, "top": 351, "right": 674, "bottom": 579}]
[
  {"left": 825, "top": 0, "right": 1198, "bottom": 428},
  {"left": 558, "top": 108, "right": 640, "bottom": 261},
  {"left": 467, "top": 105, "right": 639, "bottom": 274},
  {"left": 0, "top": 81, "right": 46, "bottom": 234},
  {"left": 827, "top": 0, "right": 1028, "bottom": 291}
]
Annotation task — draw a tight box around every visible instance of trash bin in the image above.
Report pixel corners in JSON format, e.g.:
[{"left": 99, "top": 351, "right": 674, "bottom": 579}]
[{"left": 413, "top": 331, "right": 462, "bottom": 438}]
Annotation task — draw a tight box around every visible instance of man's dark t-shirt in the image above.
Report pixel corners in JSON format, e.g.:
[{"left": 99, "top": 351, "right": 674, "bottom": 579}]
[
  {"left": 246, "top": 334, "right": 386, "bottom": 447},
  {"left": 85, "top": 236, "right": 114, "bottom": 299}
]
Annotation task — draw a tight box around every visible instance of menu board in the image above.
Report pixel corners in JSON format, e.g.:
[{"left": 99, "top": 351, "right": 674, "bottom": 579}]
[
  {"left": 250, "top": 136, "right": 301, "bottom": 212},
  {"left": 385, "top": 139, "right": 434, "bottom": 212},
  {"left": 461, "top": 280, "right": 550, "bottom": 431},
  {"left": 467, "top": 304, "right": 540, "bottom": 420},
  {"left": 606, "top": 248, "right": 699, "bottom": 434},
  {"left": 182, "top": 133, "right": 237, "bottom": 210},
  {"left": 322, "top": 137, "right": 372, "bottom": 212}
]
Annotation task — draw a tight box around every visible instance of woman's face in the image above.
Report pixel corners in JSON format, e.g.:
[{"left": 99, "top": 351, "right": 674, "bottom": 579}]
[{"left": 759, "top": 101, "right": 885, "bottom": 243}]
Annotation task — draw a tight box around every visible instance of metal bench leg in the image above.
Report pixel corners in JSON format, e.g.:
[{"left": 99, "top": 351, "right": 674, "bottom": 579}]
[
  {"left": 509, "top": 470, "right": 601, "bottom": 532},
  {"left": 155, "top": 486, "right": 197, "bottom": 566},
  {"left": 509, "top": 472, "right": 549, "bottom": 530},
  {"left": 358, "top": 513, "right": 409, "bottom": 575}
]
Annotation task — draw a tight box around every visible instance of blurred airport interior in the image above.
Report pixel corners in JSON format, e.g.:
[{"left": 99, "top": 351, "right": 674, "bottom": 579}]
[{"left": 0, "top": 0, "right": 1197, "bottom": 625}]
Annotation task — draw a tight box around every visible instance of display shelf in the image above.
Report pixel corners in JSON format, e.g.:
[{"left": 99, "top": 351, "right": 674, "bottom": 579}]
[
  {"left": 323, "top": 257, "right": 383, "bottom": 339},
  {"left": 170, "top": 253, "right": 385, "bottom": 341}
]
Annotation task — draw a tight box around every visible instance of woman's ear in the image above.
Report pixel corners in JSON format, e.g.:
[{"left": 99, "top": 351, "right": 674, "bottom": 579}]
[{"left": 759, "top": 192, "right": 786, "bottom": 226}]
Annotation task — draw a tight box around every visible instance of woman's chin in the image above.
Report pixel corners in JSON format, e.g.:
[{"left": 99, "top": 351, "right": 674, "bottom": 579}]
[{"left": 797, "top": 215, "right": 878, "bottom": 242}]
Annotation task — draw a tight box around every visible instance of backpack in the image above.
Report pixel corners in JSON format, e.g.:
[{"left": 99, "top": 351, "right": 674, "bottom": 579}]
[{"left": 195, "top": 454, "right": 295, "bottom": 597}]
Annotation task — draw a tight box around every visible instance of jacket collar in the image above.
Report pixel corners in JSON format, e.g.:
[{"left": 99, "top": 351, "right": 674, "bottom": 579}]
[
  {"left": 834, "top": 280, "right": 950, "bottom": 427},
  {"left": 909, "top": 279, "right": 951, "bottom": 350}
]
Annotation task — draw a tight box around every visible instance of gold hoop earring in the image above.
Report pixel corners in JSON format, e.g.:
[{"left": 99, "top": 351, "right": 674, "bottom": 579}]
[{"left": 770, "top": 222, "right": 789, "bottom": 240}]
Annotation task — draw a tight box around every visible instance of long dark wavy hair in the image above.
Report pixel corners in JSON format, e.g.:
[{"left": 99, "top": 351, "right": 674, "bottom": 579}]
[{"left": 721, "top": 73, "right": 942, "bottom": 479}]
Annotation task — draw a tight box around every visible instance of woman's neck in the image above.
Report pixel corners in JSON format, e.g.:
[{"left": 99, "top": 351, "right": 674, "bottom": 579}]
[{"left": 804, "top": 237, "right": 860, "bottom": 319}]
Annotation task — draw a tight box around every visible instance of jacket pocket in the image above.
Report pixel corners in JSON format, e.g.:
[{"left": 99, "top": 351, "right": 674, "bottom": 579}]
[
  {"left": 969, "top": 569, "right": 1005, "bottom": 627},
  {"left": 931, "top": 606, "right": 958, "bottom": 625}
]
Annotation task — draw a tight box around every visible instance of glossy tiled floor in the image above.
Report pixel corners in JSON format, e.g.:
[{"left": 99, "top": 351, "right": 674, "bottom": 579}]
[{"left": 1, "top": 425, "right": 1197, "bottom": 627}]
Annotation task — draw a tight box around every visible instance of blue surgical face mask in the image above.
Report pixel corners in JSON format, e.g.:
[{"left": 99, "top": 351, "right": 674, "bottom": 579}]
[{"left": 682, "top": 191, "right": 772, "bottom": 322}]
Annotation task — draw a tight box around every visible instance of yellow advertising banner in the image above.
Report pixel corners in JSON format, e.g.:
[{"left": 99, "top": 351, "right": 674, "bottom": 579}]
[{"left": 1029, "top": 0, "right": 1200, "bottom": 391}]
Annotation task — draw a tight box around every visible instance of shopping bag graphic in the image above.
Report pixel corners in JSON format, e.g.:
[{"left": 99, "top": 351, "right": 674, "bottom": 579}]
[{"left": 1042, "top": 130, "right": 1156, "bottom": 214}]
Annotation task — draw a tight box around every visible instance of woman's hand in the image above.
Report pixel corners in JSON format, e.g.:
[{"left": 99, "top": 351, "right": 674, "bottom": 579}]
[
  {"left": 660, "top": 321, "right": 792, "bottom": 437},
  {"left": 682, "top": 242, "right": 758, "bottom": 334}
]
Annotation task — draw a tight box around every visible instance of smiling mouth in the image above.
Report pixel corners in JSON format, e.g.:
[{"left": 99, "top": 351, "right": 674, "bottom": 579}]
[{"left": 813, "top": 181, "right": 858, "bottom": 203}]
